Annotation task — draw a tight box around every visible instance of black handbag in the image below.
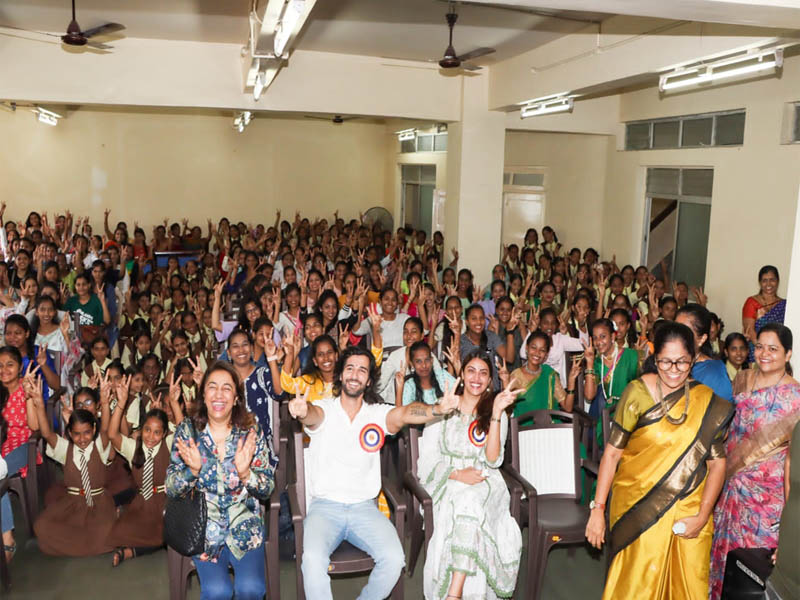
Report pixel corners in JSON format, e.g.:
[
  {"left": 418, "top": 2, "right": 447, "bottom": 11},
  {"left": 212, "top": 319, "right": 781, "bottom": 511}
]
[
  {"left": 163, "top": 423, "right": 208, "bottom": 556},
  {"left": 721, "top": 547, "right": 775, "bottom": 600}
]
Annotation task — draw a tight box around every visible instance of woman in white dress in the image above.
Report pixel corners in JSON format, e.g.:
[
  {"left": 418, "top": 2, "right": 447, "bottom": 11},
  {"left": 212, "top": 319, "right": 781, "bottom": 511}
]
[{"left": 418, "top": 350, "right": 523, "bottom": 600}]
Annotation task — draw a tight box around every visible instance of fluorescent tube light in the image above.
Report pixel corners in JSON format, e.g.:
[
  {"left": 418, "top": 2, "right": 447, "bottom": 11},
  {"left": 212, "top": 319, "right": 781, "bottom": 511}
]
[
  {"left": 31, "top": 106, "right": 62, "bottom": 126},
  {"left": 395, "top": 128, "right": 416, "bottom": 141},
  {"left": 659, "top": 48, "right": 783, "bottom": 92},
  {"left": 520, "top": 97, "right": 573, "bottom": 118},
  {"left": 233, "top": 111, "right": 252, "bottom": 133},
  {"left": 274, "top": 0, "right": 305, "bottom": 58}
]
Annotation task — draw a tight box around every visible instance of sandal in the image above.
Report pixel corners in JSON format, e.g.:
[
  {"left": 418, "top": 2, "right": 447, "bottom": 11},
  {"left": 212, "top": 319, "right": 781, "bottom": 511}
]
[
  {"left": 3, "top": 543, "right": 16, "bottom": 562},
  {"left": 111, "top": 547, "right": 135, "bottom": 567}
]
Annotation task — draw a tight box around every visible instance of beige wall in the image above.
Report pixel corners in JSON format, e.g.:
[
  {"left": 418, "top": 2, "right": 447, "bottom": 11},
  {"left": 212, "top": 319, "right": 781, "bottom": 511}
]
[
  {"left": 0, "top": 106, "right": 392, "bottom": 229},
  {"left": 504, "top": 130, "right": 612, "bottom": 254},
  {"left": 603, "top": 55, "right": 800, "bottom": 332}
]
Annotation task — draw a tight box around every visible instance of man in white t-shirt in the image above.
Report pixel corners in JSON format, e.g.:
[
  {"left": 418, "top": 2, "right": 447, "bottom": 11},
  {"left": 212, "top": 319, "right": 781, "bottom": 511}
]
[{"left": 288, "top": 346, "right": 459, "bottom": 600}]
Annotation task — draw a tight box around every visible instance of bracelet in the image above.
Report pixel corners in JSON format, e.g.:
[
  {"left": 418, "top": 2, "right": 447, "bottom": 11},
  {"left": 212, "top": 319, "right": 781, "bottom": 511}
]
[
  {"left": 267, "top": 355, "right": 278, "bottom": 362},
  {"left": 584, "top": 369, "right": 596, "bottom": 377},
  {"left": 565, "top": 389, "right": 575, "bottom": 394},
  {"left": 490, "top": 417, "right": 502, "bottom": 423}
]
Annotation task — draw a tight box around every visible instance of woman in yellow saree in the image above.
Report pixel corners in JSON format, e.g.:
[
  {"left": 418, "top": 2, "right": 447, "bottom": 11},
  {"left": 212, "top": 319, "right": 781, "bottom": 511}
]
[{"left": 585, "top": 321, "right": 734, "bottom": 600}]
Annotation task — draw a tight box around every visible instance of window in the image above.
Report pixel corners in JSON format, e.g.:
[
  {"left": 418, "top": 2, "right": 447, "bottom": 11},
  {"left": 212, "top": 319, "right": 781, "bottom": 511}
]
[
  {"left": 503, "top": 168, "right": 545, "bottom": 190},
  {"left": 399, "top": 132, "right": 448, "bottom": 153},
  {"left": 625, "top": 110, "right": 745, "bottom": 150}
]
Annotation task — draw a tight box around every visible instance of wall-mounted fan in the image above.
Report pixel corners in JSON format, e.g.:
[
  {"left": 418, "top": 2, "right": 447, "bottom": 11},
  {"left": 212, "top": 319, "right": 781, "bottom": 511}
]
[{"left": 363, "top": 207, "right": 394, "bottom": 233}]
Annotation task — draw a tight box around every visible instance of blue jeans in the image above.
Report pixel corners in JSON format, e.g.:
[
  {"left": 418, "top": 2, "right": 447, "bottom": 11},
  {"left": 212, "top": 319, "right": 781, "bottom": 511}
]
[
  {"left": 1, "top": 444, "right": 29, "bottom": 534},
  {"left": 301, "top": 498, "right": 405, "bottom": 600},
  {"left": 192, "top": 543, "right": 266, "bottom": 600}
]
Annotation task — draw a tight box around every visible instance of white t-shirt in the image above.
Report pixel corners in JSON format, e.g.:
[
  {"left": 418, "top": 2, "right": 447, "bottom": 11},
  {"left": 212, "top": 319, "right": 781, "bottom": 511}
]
[{"left": 305, "top": 397, "right": 394, "bottom": 504}]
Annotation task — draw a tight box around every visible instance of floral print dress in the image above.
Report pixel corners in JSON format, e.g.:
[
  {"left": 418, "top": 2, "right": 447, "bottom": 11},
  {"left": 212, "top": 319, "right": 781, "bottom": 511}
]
[
  {"left": 166, "top": 418, "right": 276, "bottom": 561},
  {"left": 709, "top": 382, "right": 800, "bottom": 599}
]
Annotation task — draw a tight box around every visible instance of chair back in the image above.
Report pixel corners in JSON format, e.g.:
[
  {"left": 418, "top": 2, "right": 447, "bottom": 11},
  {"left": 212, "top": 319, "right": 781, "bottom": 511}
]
[
  {"left": 511, "top": 410, "right": 580, "bottom": 500},
  {"left": 407, "top": 427, "right": 421, "bottom": 476},
  {"left": 291, "top": 425, "right": 309, "bottom": 518}
]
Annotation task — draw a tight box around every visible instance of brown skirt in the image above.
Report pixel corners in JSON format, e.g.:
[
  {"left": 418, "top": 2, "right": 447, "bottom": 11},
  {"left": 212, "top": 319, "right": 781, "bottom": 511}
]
[
  {"left": 34, "top": 492, "right": 116, "bottom": 556},
  {"left": 106, "top": 453, "right": 135, "bottom": 496},
  {"left": 107, "top": 492, "right": 166, "bottom": 548}
]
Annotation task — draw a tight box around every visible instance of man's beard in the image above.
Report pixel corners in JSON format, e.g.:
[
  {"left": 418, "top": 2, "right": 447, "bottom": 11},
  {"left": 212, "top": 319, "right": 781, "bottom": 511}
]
[{"left": 342, "top": 378, "right": 367, "bottom": 399}]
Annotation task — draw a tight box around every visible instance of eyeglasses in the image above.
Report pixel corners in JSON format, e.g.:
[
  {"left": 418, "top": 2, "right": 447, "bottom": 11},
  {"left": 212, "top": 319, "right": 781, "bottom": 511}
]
[
  {"left": 75, "top": 398, "right": 96, "bottom": 408},
  {"left": 655, "top": 358, "right": 693, "bottom": 372}
]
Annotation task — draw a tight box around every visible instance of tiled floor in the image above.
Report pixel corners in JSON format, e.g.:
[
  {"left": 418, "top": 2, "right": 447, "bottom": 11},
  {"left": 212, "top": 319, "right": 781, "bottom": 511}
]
[{"left": 5, "top": 500, "right": 607, "bottom": 599}]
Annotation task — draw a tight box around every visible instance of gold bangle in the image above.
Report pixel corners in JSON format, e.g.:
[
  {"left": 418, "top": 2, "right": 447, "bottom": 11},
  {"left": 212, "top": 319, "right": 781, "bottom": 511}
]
[{"left": 490, "top": 417, "right": 502, "bottom": 423}]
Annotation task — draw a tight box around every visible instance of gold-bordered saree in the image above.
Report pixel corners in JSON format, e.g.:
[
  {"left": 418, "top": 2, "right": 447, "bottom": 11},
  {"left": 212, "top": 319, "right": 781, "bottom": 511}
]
[{"left": 602, "top": 379, "right": 734, "bottom": 600}]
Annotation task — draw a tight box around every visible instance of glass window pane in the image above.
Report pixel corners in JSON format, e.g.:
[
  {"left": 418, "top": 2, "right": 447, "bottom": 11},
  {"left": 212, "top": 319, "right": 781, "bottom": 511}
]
[
  {"left": 434, "top": 133, "right": 448, "bottom": 151},
  {"left": 681, "top": 118, "right": 712, "bottom": 147},
  {"left": 503, "top": 173, "right": 512, "bottom": 185},
  {"left": 681, "top": 169, "right": 714, "bottom": 197},
  {"left": 625, "top": 123, "right": 650, "bottom": 150},
  {"left": 401, "top": 139, "right": 415, "bottom": 153},
  {"left": 715, "top": 112, "right": 745, "bottom": 146},
  {"left": 673, "top": 202, "right": 711, "bottom": 287},
  {"left": 417, "top": 135, "right": 433, "bottom": 152},
  {"left": 795, "top": 105, "right": 800, "bottom": 142},
  {"left": 401, "top": 165, "right": 420, "bottom": 182},
  {"left": 512, "top": 173, "right": 545, "bottom": 187},
  {"left": 652, "top": 121, "right": 680, "bottom": 149},
  {"left": 420, "top": 165, "right": 436, "bottom": 183},
  {"left": 646, "top": 168, "right": 680, "bottom": 195}
]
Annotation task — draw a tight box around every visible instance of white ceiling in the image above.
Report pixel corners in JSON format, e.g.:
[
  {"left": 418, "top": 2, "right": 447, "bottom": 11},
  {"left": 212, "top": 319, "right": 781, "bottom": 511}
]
[{"left": 0, "top": 0, "right": 602, "bottom": 64}]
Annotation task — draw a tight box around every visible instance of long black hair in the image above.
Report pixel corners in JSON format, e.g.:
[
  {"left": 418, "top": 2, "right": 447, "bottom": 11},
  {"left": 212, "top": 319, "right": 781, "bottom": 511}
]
[
  {"left": 4, "top": 314, "right": 35, "bottom": 359},
  {"left": 405, "top": 341, "right": 443, "bottom": 405},
  {"left": 332, "top": 345, "right": 381, "bottom": 404},
  {"left": 464, "top": 304, "right": 488, "bottom": 352},
  {"left": 0, "top": 346, "right": 22, "bottom": 442},
  {"left": 676, "top": 303, "right": 714, "bottom": 358},
  {"left": 299, "top": 334, "right": 338, "bottom": 382},
  {"left": 131, "top": 408, "right": 169, "bottom": 469},
  {"left": 30, "top": 295, "right": 62, "bottom": 343},
  {"left": 459, "top": 350, "right": 500, "bottom": 436},
  {"left": 66, "top": 409, "right": 99, "bottom": 440}
]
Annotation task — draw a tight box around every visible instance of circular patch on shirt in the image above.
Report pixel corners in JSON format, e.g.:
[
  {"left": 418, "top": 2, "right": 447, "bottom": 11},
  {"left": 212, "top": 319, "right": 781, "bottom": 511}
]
[
  {"left": 359, "top": 423, "right": 385, "bottom": 453},
  {"left": 468, "top": 420, "right": 487, "bottom": 447}
]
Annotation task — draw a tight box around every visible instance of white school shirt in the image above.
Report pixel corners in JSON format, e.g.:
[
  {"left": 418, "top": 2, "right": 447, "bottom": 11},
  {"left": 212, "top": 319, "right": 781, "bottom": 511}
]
[
  {"left": 46, "top": 435, "right": 112, "bottom": 468},
  {"left": 304, "top": 397, "right": 395, "bottom": 504},
  {"left": 520, "top": 332, "right": 584, "bottom": 387}
]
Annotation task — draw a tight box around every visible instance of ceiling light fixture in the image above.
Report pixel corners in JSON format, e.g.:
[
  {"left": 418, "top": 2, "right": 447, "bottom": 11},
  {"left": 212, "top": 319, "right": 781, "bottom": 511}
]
[
  {"left": 520, "top": 96, "right": 573, "bottom": 119},
  {"left": 274, "top": 0, "right": 305, "bottom": 58},
  {"left": 31, "top": 106, "right": 62, "bottom": 126},
  {"left": 659, "top": 47, "right": 784, "bottom": 92},
  {"left": 395, "top": 128, "right": 416, "bottom": 141},
  {"left": 233, "top": 111, "right": 252, "bottom": 133}
]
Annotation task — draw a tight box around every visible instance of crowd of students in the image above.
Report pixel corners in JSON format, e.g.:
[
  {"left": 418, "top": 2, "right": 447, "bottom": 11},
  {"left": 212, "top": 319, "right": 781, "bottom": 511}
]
[{"left": 0, "top": 205, "right": 797, "bottom": 600}]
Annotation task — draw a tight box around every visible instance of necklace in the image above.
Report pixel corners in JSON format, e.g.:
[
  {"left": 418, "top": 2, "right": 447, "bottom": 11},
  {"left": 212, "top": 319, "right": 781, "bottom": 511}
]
[
  {"left": 655, "top": 378, "right": 689, "bottom": 425},
  {"left": 752, "top": 370, "right": 786, "bottom": 393},
  {"left": 599, "top": 347, "right": 621, "bottom": 405},
  {"left": 522, "top": 363, "right": 541, "bottom": 377}
]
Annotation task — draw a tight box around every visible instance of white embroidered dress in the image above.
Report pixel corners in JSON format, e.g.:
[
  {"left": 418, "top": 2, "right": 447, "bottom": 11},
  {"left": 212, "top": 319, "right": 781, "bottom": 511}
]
[{"left": 418, "top": 412, "right": 522, "bottom": 600}]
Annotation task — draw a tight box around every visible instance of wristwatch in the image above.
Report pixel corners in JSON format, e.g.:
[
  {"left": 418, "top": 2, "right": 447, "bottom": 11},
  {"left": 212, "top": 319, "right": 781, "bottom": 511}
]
[{"left": 590, "top": 500, "right": 606, "bottom": 511}]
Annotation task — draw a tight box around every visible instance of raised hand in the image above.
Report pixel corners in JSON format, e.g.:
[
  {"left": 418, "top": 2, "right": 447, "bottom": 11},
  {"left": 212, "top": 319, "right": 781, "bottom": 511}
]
[
  {"left": 99, "top": 370, "right": 113, "bottom": 406},
  {"left": 337, "top": 322, "right": 351, "bottom": 351},
  {"left": 288, "top": 388, "right": 311, "bottom": 420},
  {"left": 487, "top": 313, "right": 500, "bottom": 335},
  {"left": 442, "top": 343, "right": 462, "bottom": 375},
  {"left": 116, "top": 373, "right": 132, "bottom": 405},
  {"left": 437, "top": 377, "right": 461, "bottom": 415},
  {"left": 493, "top": 378, "right": 524, "bottom": 413},
  {"left": 367, "top": 303, "right": 383, "bottom": 330},
  {"left": 495, "top": 356, "right": 510, "bottom": 387},
  {"left": 36, "top": 343, "right": 49, "bottom": 367},
  {"left": 692, "top": 286, "right": 708, "bottom": 307},
  {"left": 186, "top": 357, "right": 204, "bottom": 386},
  {"left": 582, "top": 338, "right": 595, "bottom": 365},
  {"left": 175, "top": 437, "right": 203, "bottom": 476},
  {"left": 394, "top": 360, "right": 406, "bottom": 389},
  {"left": 233, "top": 429, "right": 258, "bottom": 480}
]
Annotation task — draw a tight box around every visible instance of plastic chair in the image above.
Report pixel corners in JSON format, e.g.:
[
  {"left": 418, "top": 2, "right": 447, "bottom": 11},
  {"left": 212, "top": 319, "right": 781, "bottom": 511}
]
[
  {"left": 287, "top": 424, "right": 406, "bottom": 600},
  {"left": 502, "top": 410, "right": 593, "bottom": 600},
  {"left": 6, "top": 434, "right": 40, "bottom": 537}
]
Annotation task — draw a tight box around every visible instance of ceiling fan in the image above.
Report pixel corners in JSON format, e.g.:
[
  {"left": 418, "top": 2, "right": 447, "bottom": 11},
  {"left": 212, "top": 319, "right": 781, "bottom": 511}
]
[
  {"left": 304, "top": 115, "right": 358, "bottom": 124},
  {"left": 61, "top": 0, "right": 125, "bottom": 50},
  {"left": 435, "top": 7, "right": 495, "bottom": 71}
]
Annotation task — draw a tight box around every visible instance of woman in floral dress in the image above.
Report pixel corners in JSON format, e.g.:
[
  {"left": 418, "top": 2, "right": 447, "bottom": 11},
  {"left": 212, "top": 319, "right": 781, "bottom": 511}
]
[
  {"left": 418, "top": 350, "right": 523, "bottom": 600},
  {"left": 166, "top": 360, "right": 276, "bottom": 599},
  {"left": 710, "top": 324, "right": 800, "bottom": 599}
]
